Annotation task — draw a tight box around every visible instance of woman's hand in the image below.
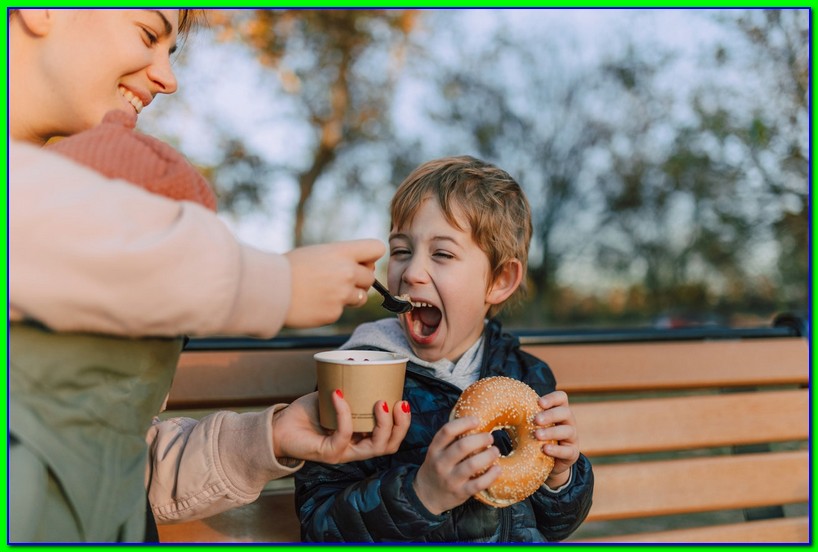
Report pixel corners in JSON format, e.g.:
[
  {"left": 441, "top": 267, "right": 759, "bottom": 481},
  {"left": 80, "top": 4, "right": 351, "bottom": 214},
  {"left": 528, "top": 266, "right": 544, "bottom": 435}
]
[
  {"left": 413, "top": 416, "right": 501, "bottom": 515},
  {"left": 284, "top": 239, "right": 385, "bottom": 328},
  {"left": 534, "top": 390, "right": 580, "bottom": 489},
  {"left": 272, "top": 391, "right": 410, "bottom": 464}
]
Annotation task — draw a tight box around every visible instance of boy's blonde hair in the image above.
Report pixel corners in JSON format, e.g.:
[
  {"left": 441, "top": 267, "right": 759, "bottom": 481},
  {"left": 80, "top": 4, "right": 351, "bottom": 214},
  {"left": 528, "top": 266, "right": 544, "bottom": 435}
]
[{"left": 390, "top": 155, "right": 532, "bottom": 316}]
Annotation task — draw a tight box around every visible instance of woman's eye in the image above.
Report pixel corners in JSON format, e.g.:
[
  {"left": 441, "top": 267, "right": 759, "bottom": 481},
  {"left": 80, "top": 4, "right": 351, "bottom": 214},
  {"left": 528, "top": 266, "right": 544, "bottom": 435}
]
[
  {"left": 434, "top": 251, "right": 454, "bottom": 260},
  {"left": 390, "top": 248, "right": 410, "bottom": 257},
  {"left": 142, "top": 28, "right": 159, "bottom": 45}
]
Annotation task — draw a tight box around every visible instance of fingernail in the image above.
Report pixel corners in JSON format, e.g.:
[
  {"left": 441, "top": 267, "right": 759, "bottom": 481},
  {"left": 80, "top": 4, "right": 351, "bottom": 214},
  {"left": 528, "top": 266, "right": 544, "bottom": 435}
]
[
  {"left": 401, "top": 401, "right": 410, "bottom": 413},
  {"left": 335, "top": 389, "right": 344, "bottom": 399},
  {"left": 382, "top": 402, "right": 389, "bottom": 413}
]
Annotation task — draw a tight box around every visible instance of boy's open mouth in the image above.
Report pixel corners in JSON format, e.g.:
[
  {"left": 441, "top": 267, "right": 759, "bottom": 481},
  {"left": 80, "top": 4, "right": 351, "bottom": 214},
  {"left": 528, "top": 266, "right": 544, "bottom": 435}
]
[{"left": 405, "top": 304, "right": 442, "bottom": 343}]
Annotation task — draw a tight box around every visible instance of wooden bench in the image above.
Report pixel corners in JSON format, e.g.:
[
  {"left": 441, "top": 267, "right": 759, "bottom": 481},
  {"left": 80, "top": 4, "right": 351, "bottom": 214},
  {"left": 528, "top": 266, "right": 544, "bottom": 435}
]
[{"left": 158, "top": 323, "right": 809, "bottom": 543}]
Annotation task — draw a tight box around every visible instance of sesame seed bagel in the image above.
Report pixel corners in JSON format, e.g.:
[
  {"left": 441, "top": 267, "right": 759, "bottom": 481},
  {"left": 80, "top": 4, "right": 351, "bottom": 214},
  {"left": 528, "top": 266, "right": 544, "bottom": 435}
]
[{"left": 451, "top": 376, "right": 555, "bottom": 508}]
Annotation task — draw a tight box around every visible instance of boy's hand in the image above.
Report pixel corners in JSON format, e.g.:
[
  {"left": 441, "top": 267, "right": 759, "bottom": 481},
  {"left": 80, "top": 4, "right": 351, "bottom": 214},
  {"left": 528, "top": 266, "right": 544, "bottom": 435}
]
[
  {"left": 534, "top": 390, "right": 580, "bottom": 489},
  {"left": 413, "top": 416, "right": 501, "bottom": 515},
  {"left": 272, "top": 391, "right": 410, "bottom": 464}
]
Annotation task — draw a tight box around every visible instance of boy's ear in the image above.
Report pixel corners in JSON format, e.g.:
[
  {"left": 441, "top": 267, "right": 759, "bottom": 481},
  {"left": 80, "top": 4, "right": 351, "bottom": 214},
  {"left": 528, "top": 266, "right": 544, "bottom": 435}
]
[
  {"left": 16, "top": 10, "right": 53, "bottom": 37},
  {"left": 486, "top": 259, "right": 523, "bottom": 306}
]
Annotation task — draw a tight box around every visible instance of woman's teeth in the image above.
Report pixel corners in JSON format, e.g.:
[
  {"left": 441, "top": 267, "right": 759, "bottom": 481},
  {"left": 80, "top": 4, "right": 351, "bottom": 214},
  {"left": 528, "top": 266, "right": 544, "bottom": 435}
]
[
  {"left": 411, "top": 301, "right": 434, "bottom": 308},
  {"left": 119, "top": 86, "right": 143, "bottom": 114}
]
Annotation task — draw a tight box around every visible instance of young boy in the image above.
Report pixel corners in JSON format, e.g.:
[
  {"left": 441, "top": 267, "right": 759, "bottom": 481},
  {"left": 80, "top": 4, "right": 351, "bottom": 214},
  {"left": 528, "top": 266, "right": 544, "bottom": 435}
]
[{"left": 295, "top": 156, "right": 594, "bottom": 542}]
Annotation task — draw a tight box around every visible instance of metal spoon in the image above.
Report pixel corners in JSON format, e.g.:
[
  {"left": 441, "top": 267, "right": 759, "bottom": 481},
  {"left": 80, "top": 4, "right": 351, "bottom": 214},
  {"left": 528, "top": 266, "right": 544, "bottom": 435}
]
[{"left": 372, "top": 279, "right": 413, "bottom": 314}]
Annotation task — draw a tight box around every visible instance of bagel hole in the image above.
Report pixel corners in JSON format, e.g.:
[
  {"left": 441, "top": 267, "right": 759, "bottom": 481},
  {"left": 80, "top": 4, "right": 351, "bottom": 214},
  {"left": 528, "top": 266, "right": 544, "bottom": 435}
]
[{"left": 491, "top": 427, "right": 518, "bottom": 456}]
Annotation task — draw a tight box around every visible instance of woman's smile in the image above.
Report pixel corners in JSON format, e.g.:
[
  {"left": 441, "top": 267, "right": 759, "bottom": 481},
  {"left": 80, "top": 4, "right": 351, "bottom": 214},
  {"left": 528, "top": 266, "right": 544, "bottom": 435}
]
[{"left": 118, "top": 85, "right": 146, "bottom": 114}]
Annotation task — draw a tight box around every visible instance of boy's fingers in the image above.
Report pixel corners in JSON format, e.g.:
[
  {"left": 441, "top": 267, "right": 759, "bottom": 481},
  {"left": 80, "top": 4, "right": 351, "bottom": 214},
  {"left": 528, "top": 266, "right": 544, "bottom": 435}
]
[
  {"left": 439, "top": 416, "right": 480, "bottom": 440},
  {"left": 466, "top": 464, "right": 502, "bottom": 497}
]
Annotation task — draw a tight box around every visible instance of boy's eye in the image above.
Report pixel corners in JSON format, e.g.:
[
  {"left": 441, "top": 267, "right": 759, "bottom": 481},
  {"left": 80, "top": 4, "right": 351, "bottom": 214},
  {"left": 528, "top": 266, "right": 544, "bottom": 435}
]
[{"left": 390, "top": 248, "right": 410, "bottom": 257}]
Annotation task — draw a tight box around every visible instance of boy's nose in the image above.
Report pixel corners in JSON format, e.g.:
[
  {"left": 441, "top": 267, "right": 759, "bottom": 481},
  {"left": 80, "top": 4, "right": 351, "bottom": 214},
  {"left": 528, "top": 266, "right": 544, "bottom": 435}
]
[{"left": 401, "top": 256, "right": 431, "bottom": 285}]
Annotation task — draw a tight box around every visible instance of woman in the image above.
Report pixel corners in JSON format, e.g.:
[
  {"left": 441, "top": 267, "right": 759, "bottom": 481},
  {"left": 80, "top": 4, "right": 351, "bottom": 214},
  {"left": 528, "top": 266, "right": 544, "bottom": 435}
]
[{"left": 9, "top": 9, "right": 409, "bottom": 542}]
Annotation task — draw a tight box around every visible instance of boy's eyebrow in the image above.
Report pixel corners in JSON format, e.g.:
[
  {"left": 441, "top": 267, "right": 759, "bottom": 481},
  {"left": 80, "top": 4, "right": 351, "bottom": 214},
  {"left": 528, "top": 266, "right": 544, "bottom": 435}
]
[
  {"left": 143, "top": 9, "right": 178, "bottom": 54},
  {"left": 389, "top": 233, "right": 462, "bottom": 246}
]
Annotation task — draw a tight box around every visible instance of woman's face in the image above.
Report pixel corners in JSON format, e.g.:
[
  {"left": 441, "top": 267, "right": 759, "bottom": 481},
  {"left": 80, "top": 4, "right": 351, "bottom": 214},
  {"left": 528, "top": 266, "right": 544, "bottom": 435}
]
[{"left": 37, "top": 9, "right": 181, "bottom": 138}]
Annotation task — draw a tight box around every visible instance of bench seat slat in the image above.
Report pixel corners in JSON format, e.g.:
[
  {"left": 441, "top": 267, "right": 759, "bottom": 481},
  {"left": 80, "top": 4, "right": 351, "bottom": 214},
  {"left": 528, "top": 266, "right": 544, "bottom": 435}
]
[
  {"left": 571, "top": 516, "right": 809, "bottom": 543},
  {"left": 157, "top": 492, "right": 300, "bottom": 543},
  {"left": 587, "top": 450, "right": 808, "bottom": 521},
  {"left": 574, "top": 389, "right": 808, "bottom": 456},
  {"left": 529, "top": 338, "right": 808, "bottom": 392}
]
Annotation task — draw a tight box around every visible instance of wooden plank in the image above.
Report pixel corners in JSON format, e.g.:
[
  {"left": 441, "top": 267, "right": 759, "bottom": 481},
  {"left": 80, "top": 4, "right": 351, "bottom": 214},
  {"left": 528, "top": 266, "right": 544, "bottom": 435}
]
[
  {"left": 571, "top": 516, "right": 809, "bottom": 543},
  {"left": 528, "top": 338, "right": 808, "bottom": 392},
  {"left": 574, "top": 389, "right": 809, "bottom": 456},
  {"left": 157, "top": 492, "right": 300, "bottom": 543},
  {"left": 168, "top": 349, "right": 321, "bottom": 408},
  {"left": 158, "top": 493, "right": 810, "bottom": 544},
  {"left": 167, "top": 338, "right": 808, "bottom": 408},
  {"left": 586, "top": 450, "right": 808, "bottom": 521}
]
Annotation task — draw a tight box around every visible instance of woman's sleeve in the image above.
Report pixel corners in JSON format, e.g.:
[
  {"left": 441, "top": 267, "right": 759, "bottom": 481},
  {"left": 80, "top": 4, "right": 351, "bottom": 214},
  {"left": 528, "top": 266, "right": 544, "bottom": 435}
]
[
  {"left": 146, "top": 405, "right": 304, "bottom": 523},
  {"left": 9, "top": 141, "right": 290, "bottom": 338}
]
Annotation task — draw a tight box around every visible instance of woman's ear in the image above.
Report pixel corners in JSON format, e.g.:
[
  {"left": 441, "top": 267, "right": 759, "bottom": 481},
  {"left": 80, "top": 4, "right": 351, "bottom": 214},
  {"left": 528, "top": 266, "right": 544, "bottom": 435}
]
[
  {"left": 486, "top": 259, "right": 523, "bottom": 306},
  {"left": 16, "top": 10, "right": 53, "bottom": 37}
]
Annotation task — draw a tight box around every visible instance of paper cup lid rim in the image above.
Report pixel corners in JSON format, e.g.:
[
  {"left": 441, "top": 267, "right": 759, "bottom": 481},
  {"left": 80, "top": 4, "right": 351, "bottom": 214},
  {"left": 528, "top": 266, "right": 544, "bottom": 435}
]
[{"left": 314, "top": 350, "right": 409, "bottom": 364}]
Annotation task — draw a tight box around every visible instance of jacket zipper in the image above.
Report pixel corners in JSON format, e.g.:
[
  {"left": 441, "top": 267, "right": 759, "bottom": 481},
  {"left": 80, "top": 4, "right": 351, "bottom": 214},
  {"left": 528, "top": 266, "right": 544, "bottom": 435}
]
[
  {"left": 408, "top": 365, "right": 515, "bottom": 542},
  {"left": 499, "top": 506, "right": 512, "bottom": 542}
]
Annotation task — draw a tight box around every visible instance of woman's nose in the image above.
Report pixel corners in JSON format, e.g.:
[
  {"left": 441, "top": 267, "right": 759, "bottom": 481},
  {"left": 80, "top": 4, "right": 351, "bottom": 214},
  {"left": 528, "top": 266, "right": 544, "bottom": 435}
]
[{"left": 147, "top": 54, "right": 178, "bottom": 95}]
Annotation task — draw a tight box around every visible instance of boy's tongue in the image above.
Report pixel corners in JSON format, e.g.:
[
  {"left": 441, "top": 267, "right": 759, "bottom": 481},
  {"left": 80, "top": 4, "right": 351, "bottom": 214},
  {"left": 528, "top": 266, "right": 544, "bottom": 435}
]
[{"left": 412, "top": 306, "right": 442, "bottom": 338}]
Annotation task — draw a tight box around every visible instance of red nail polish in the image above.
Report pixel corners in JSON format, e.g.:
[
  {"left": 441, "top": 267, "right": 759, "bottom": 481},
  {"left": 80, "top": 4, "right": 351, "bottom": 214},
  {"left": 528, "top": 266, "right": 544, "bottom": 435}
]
[
  {"left": 401, "top": 401, "right": 410, "bottom": 413},
  {"left": 335, "top": 389, "right": 343, "bottom": 399},
  {"left": 382, "top": 402, "right": 389, "bottom": 413}
]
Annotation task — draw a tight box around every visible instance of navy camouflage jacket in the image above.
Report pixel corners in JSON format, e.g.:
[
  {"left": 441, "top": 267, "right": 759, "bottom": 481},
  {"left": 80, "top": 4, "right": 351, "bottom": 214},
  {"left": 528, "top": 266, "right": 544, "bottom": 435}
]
[{"left": 294, "top": 319, "right": 594, "bottom": 543}]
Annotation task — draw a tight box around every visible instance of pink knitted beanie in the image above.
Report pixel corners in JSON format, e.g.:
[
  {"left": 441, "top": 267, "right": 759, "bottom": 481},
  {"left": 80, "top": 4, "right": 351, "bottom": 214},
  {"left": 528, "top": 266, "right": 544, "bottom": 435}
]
[{"left": 46, "top": 110, "right": 217, "bottom": 212}]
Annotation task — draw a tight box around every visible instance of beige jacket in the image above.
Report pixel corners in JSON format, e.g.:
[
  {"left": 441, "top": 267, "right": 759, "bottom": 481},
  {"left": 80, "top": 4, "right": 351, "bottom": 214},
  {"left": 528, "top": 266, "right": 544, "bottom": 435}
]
[
  {"left": 10, "top": 140, "right": 303, "bottom": 523},
  {"left": 146, "top": 406, "right": 303, "bottom": 524},
  {"left": 10, "top": 139, "right": 289, "bottom": 338}
]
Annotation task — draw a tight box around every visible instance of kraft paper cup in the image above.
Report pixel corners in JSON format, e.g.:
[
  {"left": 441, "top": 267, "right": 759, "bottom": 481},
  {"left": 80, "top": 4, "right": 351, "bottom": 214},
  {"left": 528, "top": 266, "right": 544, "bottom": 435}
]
[{"left": 315, "top": 350, "right": 408, "bottom": 432}]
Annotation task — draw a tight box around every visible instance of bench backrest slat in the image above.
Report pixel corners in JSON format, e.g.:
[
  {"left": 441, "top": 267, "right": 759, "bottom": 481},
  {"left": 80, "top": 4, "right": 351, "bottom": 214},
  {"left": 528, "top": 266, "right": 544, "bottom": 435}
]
[
  {"left": 574, "top": 388, "right": 808, "bottom": 456},
  {"left": 586, "top": 450, "right": 808, "bottom": 521},
  {"left": 167, "top": 337, "right": 808, "bottom": 408},
  {"left": 528, "top": 338, "right": 808, "bottom": 392}
]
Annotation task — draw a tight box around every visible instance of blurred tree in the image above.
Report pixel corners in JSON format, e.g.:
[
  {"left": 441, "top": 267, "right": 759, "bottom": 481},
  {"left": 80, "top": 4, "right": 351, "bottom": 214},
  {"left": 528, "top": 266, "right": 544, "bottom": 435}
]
[
  {"left": 419, "top": 28, "right": 613, "bottom": 318},
  {"left": 146, "top": 9, "right": 807, "bottom": 329},
  {"left": 209, "top": 9, "right": 419, "bottom": 245},
  {"left": 729, "top": 9, "right": 808, "bottom": 307},
  {"left": 585, "top": 9, "right": 808, "bottom": 321},
  {"left": 592, "top": 44, "right": 749, "bottom": 316}
]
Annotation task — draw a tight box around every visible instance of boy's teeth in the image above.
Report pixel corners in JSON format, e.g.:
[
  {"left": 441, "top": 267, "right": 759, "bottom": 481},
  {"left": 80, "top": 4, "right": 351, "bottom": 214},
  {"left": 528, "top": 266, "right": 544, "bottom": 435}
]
[
  {"left": 411, "top": 301, "right": 433, "bottom": 308},
  {"left": 118, "top": 86, "right": 143, "bottom": 114}
]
